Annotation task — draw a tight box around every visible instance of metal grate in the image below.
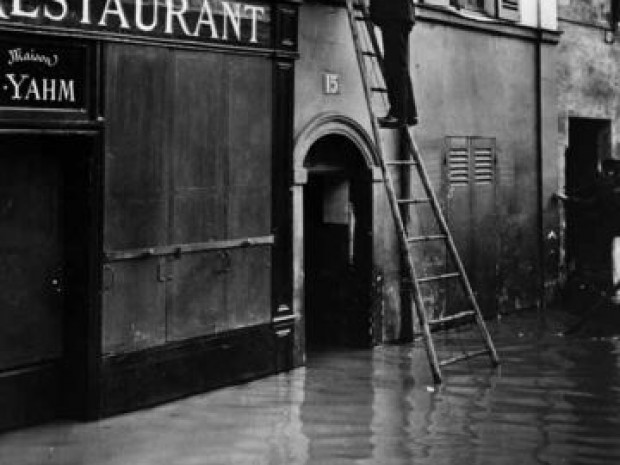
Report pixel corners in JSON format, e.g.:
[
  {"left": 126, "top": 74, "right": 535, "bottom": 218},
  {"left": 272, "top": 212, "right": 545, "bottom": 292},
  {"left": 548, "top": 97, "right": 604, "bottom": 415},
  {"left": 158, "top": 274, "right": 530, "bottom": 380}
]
[
  {"left": 448, "top": 147, "right": 470, "bottom": 186},
  {"left": 474, "top": 147, "right": 494, "bottom": 184}
]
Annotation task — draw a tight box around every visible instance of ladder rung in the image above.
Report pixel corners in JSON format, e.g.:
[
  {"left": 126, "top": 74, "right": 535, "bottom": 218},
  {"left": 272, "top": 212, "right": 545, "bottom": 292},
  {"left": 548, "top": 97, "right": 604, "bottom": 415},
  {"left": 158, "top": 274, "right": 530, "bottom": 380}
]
[
  {"left": 355, "top": 15, "right": 370, "bottom": 21},
  {"left": 407, "top": 234, "right": 447, "bottom": 243},
  {"left": 429, "top": 310, "right": 476, "bottom": 327},
  {"left": 397, "top": 198, "right": 430, "bottom": 205},
  {"left": 362, "top": 51, "right": 378, "bottom": 58},
  {"left": 439, "top": 349, "right": 489, "bottom": 367},
  {"left": 371, "top": 87, "right": 388, "bottom": 93},
  {"left": 387, "top": 160, "right": 418, "bottom": 166},
  {"left": 418, "top": 272, "right": 460, "bottom": 284}
]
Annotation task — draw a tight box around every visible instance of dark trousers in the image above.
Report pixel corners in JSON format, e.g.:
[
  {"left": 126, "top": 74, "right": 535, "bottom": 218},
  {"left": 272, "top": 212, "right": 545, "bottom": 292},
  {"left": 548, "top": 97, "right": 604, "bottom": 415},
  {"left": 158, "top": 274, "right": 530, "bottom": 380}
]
[{"left": 379, "top": 22, "right": 417, "bottom": 124}]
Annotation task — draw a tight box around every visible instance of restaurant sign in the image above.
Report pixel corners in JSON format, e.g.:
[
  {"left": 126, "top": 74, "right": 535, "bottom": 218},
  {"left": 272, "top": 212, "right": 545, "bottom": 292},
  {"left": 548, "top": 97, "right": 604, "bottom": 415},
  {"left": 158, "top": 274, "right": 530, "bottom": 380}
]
[
  {"left": 0, "top": 0, "right": 271, "bottom": 47},
  {"left": 0, "top": 38, "right": 87, "bottom": 111}
]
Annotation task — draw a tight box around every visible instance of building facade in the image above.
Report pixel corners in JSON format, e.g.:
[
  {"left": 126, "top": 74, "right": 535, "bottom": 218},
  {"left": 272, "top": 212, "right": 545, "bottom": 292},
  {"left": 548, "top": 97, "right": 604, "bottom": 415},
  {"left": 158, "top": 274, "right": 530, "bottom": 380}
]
[
  {"left": 0, "top": 0, "right": 560, "bottom": 431},
  {"left": 556, "top": 0, "right": 620, "bottom": 290},
  {"left": 293, "top": 0, "right": 560, "bottom": 350}
]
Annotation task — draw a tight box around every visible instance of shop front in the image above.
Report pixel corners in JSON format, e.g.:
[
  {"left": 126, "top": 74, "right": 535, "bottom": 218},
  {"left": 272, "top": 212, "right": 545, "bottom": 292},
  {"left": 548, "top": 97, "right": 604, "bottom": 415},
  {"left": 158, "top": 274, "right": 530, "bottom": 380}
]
[{"left": 0, "top": 0, "right": 300, "bottom": 431}]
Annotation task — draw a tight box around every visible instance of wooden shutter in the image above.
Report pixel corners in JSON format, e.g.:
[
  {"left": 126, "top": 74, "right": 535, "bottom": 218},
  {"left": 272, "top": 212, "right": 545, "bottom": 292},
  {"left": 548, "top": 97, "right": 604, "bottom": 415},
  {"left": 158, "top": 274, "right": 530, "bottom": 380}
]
[
  {"left": 498, "top": 0, "right": 520, "bottom": 21},
  {"left": 444, "top": 136, "right": 498, "bottom": 317}
]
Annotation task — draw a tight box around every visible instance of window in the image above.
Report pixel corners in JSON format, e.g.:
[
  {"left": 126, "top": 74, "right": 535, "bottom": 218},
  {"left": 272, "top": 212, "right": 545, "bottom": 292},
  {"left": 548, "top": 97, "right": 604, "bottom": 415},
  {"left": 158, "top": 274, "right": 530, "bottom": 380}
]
[
  {"left": 448, "top": 0, "right": 520, "bottom": 22},
  {"left": 460, "top": 0, "right": 485, "bottom": 13}
]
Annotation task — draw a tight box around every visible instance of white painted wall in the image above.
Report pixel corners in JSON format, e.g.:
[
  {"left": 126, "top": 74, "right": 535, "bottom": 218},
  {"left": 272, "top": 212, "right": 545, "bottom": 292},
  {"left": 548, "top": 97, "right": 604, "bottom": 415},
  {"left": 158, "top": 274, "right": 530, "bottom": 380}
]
[
  {"left": 539, "top": 0, "right": 558, "bottom": 30},
  {"left": 520, "top": 0, "right": 558, "bottom": 30}
]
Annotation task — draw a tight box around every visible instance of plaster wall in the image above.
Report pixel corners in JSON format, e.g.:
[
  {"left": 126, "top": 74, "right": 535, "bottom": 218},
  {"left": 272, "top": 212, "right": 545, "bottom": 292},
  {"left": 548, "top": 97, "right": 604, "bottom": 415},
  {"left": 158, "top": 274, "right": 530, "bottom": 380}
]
[
  {"left": 556, "top": 19, "right": 620, "bottom": 278},
  {"left": 557, "top": 23, "right": 620, "bottom": 175},
  {"left": 557, "top": 0, "right": 613, "bottom": 27},
  {"left": 296, "top": 3, "right": 556, "bottom": 339},
  {"left": 412, "top": 20, "right": 543, "bottom": 311},
  {"left": 540, "top": 0, "right": 559, "bottom": 30}
]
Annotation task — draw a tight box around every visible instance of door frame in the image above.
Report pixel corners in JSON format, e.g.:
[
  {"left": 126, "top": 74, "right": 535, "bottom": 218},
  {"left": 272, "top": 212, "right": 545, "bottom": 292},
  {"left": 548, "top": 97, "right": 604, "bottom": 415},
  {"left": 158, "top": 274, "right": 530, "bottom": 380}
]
[
  {"left": 0, "top": 126, "right": 103, "bottom": 426},
  {"left": 292, "top": 113, "right": 380, "bottom": 353}
]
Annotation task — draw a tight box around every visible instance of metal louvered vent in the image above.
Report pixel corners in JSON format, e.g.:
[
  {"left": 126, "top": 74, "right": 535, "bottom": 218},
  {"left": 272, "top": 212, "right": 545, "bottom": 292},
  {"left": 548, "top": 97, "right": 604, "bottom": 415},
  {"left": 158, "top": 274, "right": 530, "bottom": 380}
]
[
  {"left": 474, "top": 147, "right": 494, "bottom": 184},
  {"left": 502, "top": 0, "right": 519, "bottom": 12},
  {"left": 498, "top": 0, "right": 520, "bottom": 20},
  {"left": 448, "top": 146, "right": 470, "bottom": 186}
]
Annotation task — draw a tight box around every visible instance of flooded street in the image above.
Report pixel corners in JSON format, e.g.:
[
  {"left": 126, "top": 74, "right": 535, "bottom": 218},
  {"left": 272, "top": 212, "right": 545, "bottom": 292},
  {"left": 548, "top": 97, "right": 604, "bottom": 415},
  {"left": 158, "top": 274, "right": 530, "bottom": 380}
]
[{"left": 2, "top": 310, "right": 620, "bottom": 465}]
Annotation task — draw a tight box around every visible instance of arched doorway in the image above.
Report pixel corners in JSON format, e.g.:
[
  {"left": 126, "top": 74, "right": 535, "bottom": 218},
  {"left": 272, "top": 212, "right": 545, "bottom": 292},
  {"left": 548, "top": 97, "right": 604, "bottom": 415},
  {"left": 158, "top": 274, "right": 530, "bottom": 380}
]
[{"left": 303, "top": 134, "right": 373, "bottom": 348}]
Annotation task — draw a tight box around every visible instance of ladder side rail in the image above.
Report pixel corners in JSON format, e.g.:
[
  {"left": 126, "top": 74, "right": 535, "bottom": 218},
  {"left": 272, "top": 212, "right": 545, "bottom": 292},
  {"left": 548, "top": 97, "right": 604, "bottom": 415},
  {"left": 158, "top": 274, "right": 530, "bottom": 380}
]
[
  {"left": 346, "top": 0, "right": 443, "bottom": 382},
  {"left": 404, "top": 132, "right": 500, "bottom": 366},
  {"left": 345, "top": 0, "right": 384, "bottom": 157},
  {"left": 357, "top": 2, "right": 388, "bottom": 78}
]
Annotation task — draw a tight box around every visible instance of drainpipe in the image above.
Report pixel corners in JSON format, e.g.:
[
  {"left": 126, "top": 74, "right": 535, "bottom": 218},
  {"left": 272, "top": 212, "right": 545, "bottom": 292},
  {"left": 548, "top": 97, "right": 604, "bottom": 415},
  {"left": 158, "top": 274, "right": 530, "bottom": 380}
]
[{"left": 535, "top": 0, "right": 545, "bottom": 311}]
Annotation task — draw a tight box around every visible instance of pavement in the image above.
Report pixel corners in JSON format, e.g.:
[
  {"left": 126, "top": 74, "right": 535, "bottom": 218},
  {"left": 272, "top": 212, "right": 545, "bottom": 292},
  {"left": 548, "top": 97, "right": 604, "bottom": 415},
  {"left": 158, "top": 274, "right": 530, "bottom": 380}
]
[{"left": 1, "top": 308, "right": 620, "bottom": 465}]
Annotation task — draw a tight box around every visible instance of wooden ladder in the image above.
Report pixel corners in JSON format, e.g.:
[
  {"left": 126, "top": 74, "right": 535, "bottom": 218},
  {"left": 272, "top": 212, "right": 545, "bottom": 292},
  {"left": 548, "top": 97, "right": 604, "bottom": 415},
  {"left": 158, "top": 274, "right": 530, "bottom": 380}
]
[{"left": 345, "top": 0, "right": 500, "bottom": 383}]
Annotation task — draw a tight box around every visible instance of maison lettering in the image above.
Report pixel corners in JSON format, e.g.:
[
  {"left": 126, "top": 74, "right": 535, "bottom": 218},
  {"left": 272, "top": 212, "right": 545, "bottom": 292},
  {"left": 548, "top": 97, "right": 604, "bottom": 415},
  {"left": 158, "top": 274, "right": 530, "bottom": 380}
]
[
  {"left": 8, "top": 48, "right": 59, "bottom": 67},
  {"left": 0, "top": 0, "right": 267, "bottom": 44}
]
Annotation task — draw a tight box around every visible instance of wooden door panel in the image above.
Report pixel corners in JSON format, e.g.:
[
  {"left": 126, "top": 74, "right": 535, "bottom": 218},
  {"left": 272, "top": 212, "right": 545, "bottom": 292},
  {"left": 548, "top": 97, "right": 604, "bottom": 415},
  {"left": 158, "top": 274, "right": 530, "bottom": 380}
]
[
  {"left": 168, "top": 252, "right": 227, "bottom": 341},
  {"left": 0, "top": 143, "right": 64, "bottom": 370},
  {"left": 227, "top": 247, "right": 272, "bottom": 329},
  {"left": 102, "top": 258, "right": 166, "bottom": 354},
  {"left": 173, "top": 51, "right": 227, "bottom": 191},
  {"left": 471, "top": 138, "right": 498, "bottom": 316},
  {"left": 104, "top": 44, "right": 170, "bottom": 250},
  {"left": 445, "top": 137, "right": 473, "bottom": 315},
  {"left": 471, "top": 183, "right": 497, "bottom": 315},
  {"left": 172, "top": 52, "right": 228, "bottom": 244},
  {"left": 226, "top": 56, "right": 272, "bottom": 239},
  {"left": 173, "top": 190, "right": 227, "bottom": 244},
  {"left": 227, "top": 189, "right": 272, "bottom": 238}
]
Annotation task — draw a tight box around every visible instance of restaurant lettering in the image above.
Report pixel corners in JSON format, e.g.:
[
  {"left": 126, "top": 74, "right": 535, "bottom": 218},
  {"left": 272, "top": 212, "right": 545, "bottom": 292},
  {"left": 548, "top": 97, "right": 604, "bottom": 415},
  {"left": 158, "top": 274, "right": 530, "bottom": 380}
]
[{"left": 0, "top": 0, "right": 269, "bottom": 45}]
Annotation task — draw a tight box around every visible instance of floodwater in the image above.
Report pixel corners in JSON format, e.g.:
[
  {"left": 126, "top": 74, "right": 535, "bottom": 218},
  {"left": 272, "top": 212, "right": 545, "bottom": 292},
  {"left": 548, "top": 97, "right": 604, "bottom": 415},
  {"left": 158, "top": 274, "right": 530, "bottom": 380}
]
[{"left": 2, "top": 310, "right": 620, "bottom": 465}]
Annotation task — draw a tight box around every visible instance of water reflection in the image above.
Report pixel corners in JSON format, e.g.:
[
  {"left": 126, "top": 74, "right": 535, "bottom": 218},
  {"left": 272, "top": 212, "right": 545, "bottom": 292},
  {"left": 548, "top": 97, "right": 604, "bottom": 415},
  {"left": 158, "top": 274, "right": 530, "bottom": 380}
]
[{"left": 2, "top": 311, "right": 620, "bottom": 465}]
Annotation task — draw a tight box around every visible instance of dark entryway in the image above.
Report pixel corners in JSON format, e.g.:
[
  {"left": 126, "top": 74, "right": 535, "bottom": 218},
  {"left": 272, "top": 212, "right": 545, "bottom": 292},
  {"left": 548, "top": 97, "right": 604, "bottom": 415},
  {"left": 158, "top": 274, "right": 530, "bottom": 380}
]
[
  {"left": 565, "top": 118, "right": 612, "bottom": 290},
  {"left": 0, "top": 134, "right": 95, "bottom": 431},
  {"left": 303, "top": 135, "right": 373, "bottom": 349}
]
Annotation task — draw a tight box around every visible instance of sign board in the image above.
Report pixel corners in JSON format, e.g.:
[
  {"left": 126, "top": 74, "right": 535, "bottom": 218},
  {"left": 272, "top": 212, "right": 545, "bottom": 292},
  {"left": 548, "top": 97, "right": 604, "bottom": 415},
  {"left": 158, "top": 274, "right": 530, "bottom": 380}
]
[
  {"left": 0, "top": 0, "right": 271, "bottom": 48},
  {"left": 0, "top": 38, "right": 88, "bottom": 112}
]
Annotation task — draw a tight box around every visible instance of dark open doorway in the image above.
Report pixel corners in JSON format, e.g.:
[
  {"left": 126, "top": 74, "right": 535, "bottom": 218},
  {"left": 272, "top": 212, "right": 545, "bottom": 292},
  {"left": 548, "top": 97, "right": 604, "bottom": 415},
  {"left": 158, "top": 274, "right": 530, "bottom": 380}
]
[
  {"left": 565, "top": 118, "right": 612, "bottom": 290},
  {"left": 0, "top": 134, "right": 97, "bottom": 431},
  {"left": 303, "top": 135, "right": 373, "bottom": 349}
]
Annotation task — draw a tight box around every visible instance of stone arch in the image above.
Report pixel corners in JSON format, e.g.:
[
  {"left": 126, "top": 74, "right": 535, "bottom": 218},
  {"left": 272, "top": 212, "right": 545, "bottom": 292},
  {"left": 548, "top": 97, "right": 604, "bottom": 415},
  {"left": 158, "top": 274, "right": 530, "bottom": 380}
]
[
  {"left": 293, "top": 112, "right": 378, "bottom": 176},
  {"left": 291, "top": 113, "right": 379, "bottom": 352}
]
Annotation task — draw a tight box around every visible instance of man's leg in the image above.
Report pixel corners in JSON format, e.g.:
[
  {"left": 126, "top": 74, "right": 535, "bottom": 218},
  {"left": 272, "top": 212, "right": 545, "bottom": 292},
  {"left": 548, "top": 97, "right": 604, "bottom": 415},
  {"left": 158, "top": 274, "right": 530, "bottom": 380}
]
[
  {"left": 403, "top": 25, "right": 418, "bottom": 125},
  {"left": 381, "top": 23, "right": 417, "bottom": 125},
  {"left": 381, "top": 24, "right": 404, "bottom": 120}
]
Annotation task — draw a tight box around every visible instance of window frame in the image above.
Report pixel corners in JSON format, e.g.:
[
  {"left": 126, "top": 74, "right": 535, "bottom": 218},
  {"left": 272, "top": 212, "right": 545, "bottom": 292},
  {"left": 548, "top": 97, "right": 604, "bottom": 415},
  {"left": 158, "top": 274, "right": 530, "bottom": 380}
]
[{"left": 446, "top": 0, "right": 520, "bottom": 22}]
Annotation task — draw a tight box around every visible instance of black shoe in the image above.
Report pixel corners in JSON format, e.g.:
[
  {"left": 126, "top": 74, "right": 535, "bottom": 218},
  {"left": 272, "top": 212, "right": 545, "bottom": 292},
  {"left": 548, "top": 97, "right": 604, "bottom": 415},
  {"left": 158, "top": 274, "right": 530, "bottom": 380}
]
[
  {"left": 407, "top": 116, "right": 419, "bottom": 127},
  {"left": 378, "top": 115, "right": 403, "bottom": 128}
]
